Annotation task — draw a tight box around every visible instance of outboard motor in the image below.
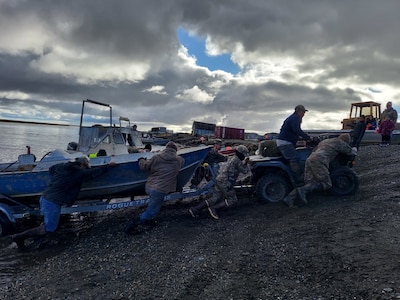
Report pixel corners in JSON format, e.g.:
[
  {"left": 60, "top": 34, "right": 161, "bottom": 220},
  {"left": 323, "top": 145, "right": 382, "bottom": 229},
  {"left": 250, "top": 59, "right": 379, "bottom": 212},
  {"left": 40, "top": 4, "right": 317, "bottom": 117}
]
[{"left": 67, "top": 141, "right": 78, "bottom": 151}]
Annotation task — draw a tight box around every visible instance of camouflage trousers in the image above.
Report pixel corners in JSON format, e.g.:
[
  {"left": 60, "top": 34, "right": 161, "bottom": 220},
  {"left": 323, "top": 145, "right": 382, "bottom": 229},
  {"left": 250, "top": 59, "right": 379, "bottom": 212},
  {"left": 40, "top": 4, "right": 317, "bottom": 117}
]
[
  {"left": 303, "top": 160, "right": 332, "bottom": 191},
  {"left": 208, "top": 181, "right": 237, "bottom": 206}
]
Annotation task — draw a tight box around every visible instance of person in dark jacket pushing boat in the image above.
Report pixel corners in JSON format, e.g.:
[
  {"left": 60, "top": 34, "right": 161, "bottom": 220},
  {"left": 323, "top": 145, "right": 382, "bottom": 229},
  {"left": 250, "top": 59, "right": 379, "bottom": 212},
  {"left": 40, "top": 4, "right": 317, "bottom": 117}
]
[
  {"left": 11, "top": 156, "right": 115, "bottom": 249},
  {"left": 125, "top": 141, "right": 184, "bottom": 235}
]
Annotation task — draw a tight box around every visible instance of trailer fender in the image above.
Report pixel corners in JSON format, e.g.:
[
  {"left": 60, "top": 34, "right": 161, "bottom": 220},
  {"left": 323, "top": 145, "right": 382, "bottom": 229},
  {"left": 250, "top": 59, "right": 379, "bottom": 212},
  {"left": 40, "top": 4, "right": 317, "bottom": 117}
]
[
  {"left": 0, "top": 203, "right": 16, "bottom": 224},
  {"left": 0, "top": 204, "right": 16, "bottom": 236}
]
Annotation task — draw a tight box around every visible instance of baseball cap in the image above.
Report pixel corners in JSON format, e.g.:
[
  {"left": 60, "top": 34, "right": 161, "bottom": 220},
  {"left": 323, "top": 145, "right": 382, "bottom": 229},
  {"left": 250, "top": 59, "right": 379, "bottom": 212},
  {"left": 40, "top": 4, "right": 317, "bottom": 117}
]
[{"left": 295, "top": 105, "right": 308, "bottom": 112}]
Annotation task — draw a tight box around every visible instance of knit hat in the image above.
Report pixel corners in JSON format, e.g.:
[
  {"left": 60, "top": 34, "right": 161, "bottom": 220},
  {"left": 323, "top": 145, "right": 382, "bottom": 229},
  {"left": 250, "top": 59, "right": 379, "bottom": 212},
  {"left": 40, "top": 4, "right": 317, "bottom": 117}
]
[
  {"left": 75, "top": 156, "right": 90, "bottom": 168},
  {"left": 165, "top": 141, "right": 178, "bottom": 151},
  {"left": 338, "top": 134, "right": 350, "bottom": 144},
  {"left": 235, "top": 145, "right": 249, "bottom": 157}
]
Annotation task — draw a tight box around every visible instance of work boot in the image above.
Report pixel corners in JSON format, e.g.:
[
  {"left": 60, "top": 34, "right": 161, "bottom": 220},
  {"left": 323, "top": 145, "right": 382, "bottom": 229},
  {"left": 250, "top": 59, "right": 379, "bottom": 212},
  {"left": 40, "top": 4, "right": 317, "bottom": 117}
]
[
  {"left": 296, "top": 183, "right": 322, "bottom": 204},
  {"left": 124, "top": 217, "right": 143, "bottom": 235},
  {"left": 11, "top": 224, "right": 46, "bottom": 249},
  {"left": 289, "top": 161, "right": 304, "bottom": 186},
  {"left": 296, "top": 187, "right": 308, "bottom": 204},
  {"left": 143, "top": 219, "right": 158, "bottom": 227},
  {"left": 188, "top": 200, "right": 209, "bottom": 218},
  {"left": 207, "top": 200, "right": 228, "bottom": 220},
  {"left": 188, "top": 207, "right": 199, "bottom": 218},
  {"left": 282, "top": 189, "right": 297, "bottom": 208},
  {"left": 11, "top": 236, "right": 25, "bottom": 249}
]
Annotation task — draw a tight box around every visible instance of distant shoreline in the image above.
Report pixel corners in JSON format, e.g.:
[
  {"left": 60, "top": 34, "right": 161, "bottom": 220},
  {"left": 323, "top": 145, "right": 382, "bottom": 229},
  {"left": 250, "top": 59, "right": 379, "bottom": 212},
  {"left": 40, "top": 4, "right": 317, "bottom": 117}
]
[{"left": 0, "top": 119, "right": 72, "bottom": 127}]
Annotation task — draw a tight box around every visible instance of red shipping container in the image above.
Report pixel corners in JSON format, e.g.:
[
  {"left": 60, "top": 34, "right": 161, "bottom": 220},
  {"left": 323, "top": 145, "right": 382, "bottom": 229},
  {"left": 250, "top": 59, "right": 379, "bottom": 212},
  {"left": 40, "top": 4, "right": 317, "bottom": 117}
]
[{"left": 215, "top": 126, "right": 245, "bottom": 140}]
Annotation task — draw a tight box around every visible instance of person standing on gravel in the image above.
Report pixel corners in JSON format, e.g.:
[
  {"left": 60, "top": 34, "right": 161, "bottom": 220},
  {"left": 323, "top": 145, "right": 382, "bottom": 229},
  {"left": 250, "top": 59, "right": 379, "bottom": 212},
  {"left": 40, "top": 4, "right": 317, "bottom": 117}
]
[
  {"left": 380, "top": 101, "right": 398, "bottom": 125},
  {"left": 276, "top": 104, "right": 311, "bottom": 185},
  {"left": 11, "top": 156, "right": 115, "bottom": 249},
  {"left": 188, "top": 145, "right": 250, "bottom": 220},
  {"left": 125, "top": 141, "right": 184, "bottom": 235},
  {"left": 283, "top": 134, "right": 356, "bottom": 207},
  {"left": 377, "top": 115, "right": 395, "bottom": 146}
]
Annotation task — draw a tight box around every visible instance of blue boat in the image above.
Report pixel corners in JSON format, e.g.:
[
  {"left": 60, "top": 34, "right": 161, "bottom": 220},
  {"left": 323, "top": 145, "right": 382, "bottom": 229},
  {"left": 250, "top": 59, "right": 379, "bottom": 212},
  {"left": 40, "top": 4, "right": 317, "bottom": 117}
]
[
  {"left": 0, "top": 100, "right": 211, "bottom": 235},
  {"left": 0, "top": 146, "right": 211, "bottom": 203}
]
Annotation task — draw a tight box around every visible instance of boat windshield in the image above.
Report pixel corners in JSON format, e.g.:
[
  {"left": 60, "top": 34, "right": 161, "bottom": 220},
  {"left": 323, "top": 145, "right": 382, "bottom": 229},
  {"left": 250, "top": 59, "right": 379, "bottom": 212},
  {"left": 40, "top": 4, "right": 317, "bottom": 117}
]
[
  {"left": 78, "top": 127, "right": 112, "bottom": 151},
  {"left": 125, "top": 131, "right": 144, "bottom": 147},
  {"left": 78, "top": 124, "right": 145, "bottom": 153},
  {"left": 113, "top": 131, "right": 125, "bottom": 144}
]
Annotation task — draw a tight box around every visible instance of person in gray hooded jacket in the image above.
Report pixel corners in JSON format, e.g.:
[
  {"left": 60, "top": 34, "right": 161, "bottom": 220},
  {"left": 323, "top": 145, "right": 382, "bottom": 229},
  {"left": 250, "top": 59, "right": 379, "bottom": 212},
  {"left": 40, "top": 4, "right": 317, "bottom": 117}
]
[{"left": 125, "top": 141, "right": 184, "bottom": 235}]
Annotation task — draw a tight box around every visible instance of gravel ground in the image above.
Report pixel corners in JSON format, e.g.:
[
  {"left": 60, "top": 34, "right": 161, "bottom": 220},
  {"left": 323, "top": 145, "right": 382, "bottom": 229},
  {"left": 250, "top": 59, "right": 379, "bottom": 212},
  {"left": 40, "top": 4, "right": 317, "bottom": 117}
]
[{"left": 2, "top": 144, "right": 400, "bottom": 300}]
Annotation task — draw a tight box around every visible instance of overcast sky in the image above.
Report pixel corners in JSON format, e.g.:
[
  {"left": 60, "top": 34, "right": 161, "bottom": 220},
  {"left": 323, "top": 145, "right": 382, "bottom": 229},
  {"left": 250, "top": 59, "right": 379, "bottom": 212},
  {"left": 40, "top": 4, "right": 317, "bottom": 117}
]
[{"left": 0, "top": 0, "right": 399, "bottom": 134}]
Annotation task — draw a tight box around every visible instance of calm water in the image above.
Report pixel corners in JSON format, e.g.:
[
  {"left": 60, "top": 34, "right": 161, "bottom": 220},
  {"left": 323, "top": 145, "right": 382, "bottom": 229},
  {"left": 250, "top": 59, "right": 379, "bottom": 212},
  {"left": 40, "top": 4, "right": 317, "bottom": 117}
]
[
  {"left": 0, "top": 122, "right": 79, "bottom": 163},
  {"left": 0, "top": 122, "right": 80, "bottom": 288}
]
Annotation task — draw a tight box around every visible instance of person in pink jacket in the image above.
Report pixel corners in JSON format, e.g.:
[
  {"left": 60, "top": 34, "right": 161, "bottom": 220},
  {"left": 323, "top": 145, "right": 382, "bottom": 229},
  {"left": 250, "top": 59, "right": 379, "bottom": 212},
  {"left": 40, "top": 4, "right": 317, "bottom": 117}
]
[{"left": 377, "top": 115, "right": 395, "bottom": 146}]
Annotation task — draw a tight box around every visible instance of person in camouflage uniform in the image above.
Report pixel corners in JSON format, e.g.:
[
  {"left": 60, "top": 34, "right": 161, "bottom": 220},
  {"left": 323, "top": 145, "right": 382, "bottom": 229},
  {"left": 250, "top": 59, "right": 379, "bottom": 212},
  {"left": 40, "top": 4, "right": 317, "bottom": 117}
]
[
  {"left": 188, "top": 145, "right": 250, "bottom": 219},
  {"left": 283, "top": 133, "right": 357, "bottom": 207}
]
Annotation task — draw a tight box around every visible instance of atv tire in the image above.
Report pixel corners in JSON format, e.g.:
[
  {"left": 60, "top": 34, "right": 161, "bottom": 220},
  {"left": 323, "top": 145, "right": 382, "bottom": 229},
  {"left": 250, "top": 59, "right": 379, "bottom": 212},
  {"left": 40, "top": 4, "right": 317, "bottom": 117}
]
[
  {"left": 256, "top": 174, "right": 290, "bottom": 203},
  {"left": 330, "top": 166, "right": 359, "bottom": 196}
]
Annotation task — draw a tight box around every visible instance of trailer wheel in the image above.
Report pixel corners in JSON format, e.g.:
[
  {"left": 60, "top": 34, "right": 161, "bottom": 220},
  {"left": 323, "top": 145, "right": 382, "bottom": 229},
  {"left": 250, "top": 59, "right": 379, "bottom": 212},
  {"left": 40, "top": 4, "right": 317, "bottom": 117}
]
[
  {"left": 330, "top": 166, "right": 359, "bottom": 196},
  {"left": 0, "top": 212, "right": 14, "bottom": 237},
  {"left": 256, "top": 174, "right": 290, "bottom": 203}
]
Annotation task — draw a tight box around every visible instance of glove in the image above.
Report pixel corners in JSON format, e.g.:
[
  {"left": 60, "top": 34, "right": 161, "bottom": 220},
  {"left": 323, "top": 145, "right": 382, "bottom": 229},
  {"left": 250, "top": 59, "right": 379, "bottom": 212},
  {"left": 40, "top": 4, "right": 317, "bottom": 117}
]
[{"left": 351, "top": 147, "right": 358, "bottom": 155}]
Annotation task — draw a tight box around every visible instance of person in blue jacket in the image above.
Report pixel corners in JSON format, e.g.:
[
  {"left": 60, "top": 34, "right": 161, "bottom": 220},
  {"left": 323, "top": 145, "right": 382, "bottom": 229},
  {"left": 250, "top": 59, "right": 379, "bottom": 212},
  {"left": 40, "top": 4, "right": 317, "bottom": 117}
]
[
  {"left": 276, "top": 104, "right": 311, "bottom": 185},
  {"left": 11, "top": 156, "right": 115, "bottom": 249}
]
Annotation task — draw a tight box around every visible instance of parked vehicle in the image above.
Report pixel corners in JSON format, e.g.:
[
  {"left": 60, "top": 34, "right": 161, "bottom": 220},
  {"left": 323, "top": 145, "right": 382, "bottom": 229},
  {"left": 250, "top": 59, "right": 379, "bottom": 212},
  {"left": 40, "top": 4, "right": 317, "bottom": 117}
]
[{"left": 341, "top": 101, "right": 381, "bottom": 130}]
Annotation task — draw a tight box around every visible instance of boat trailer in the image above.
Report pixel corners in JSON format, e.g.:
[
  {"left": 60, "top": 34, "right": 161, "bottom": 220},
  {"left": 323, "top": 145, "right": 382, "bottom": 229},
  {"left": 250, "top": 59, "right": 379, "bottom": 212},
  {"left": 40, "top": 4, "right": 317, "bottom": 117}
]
[{"left": 0, "top": 168, "right": 219, "bottom": 237}]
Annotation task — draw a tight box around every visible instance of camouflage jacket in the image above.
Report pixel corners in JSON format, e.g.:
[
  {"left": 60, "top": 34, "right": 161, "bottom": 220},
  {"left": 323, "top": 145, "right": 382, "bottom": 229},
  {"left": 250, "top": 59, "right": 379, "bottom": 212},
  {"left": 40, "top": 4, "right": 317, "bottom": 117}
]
[
  {"left": 215, "top": 154, "right": 249, "bottom": 187},
  {"left": 308, "top": 138, "right": 354, "bottom": 167}
]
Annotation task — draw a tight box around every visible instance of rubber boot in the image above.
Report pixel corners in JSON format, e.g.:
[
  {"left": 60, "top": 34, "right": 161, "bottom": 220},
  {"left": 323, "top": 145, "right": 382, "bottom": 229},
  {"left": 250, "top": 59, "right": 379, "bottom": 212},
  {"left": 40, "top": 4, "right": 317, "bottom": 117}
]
[
  {"left": 208, "top": 200, "right": 228, "bottom": 220},
  {"left": 188, "top": 200, "right": 209, "bottom": 218},
  {"left": 124, "top": 217, "right": 143, "bottom": 235},
  {"left": 289, "top": 161, "right": 304, "bottom": 186},
  {"left": 282, "top": 189, "right": 297, "bottom": 208},
  {"left": 296, "top": 182, "right": 321, "bottom": 204},
  {"left": 12, "top": 224, "right": 46, "bottom": 249}
]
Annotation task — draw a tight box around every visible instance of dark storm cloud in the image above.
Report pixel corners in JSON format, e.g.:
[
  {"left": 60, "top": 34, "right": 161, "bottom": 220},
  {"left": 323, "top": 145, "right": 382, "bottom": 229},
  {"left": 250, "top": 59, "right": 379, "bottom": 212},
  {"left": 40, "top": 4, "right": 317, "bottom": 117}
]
[{"left": 0, "top": 0, "right": 399, "bottom": 132}]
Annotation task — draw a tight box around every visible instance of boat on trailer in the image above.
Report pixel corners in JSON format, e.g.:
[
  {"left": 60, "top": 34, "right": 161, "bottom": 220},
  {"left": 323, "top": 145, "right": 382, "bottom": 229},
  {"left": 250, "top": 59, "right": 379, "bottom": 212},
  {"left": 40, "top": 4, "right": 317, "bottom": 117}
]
[{"left": 0, "top": 99, "right": 211, "bottom": 236}]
